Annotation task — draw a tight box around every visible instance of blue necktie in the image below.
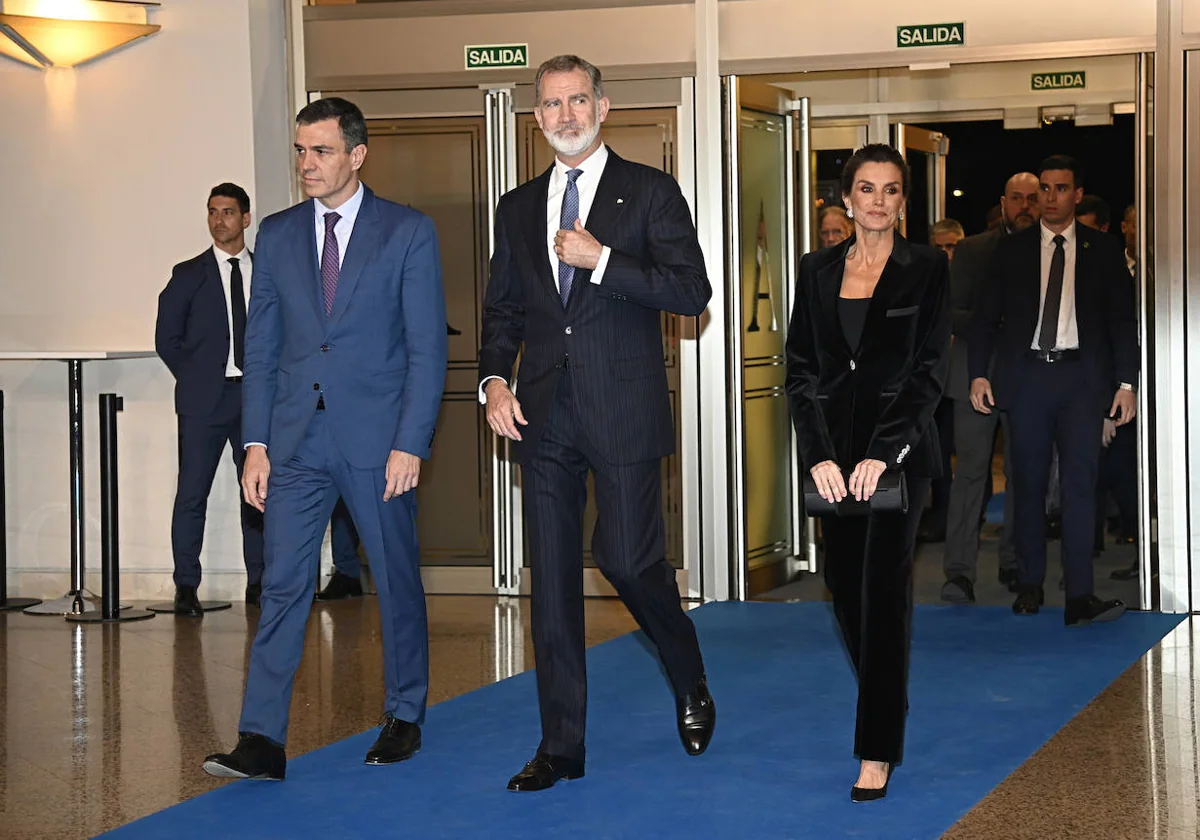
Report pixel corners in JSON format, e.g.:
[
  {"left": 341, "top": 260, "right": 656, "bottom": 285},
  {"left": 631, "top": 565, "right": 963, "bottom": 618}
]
[{"left": 558, "top": 168, "right": 583, "bottom": 307}]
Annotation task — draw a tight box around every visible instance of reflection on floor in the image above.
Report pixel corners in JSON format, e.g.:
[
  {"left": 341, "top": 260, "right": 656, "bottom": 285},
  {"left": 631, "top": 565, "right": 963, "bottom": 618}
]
[{"left": 3, "top": 592, "right": 1198, "bottom": 839}]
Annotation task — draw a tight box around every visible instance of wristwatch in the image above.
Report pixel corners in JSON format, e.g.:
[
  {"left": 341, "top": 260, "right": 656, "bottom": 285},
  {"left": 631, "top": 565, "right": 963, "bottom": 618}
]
[{"left": 1118, "top": 382, "right": 1135, "bottom": 393}]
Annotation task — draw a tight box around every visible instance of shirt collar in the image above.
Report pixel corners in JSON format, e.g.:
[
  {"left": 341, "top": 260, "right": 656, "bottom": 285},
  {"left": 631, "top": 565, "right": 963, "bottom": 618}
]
[
  {"left": 315, "top": 181, "right": 365, "bottom": 227},
  {"left": 1040, "top": 219, "right": 1076, "bottom": 247},
  {"left": 554, "top": 143, "right": 608, "bottom": 180},
  {"left": 212, "top": 243, "right": 250, "bottom": 263}
]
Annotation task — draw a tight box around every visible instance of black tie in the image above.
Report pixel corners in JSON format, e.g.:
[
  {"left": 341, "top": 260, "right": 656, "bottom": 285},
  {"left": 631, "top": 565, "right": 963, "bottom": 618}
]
[
  {"left": 229, "top": 257, "right": 247, "bottom": 371},
  {"left": 1037, "top": 234, "right": 1066, "bottom": 352}
]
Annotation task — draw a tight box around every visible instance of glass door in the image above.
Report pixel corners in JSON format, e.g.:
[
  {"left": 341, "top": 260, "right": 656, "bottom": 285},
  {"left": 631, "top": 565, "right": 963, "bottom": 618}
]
[{"left": 892, "top": 124, "right": 950, "bottom": 243}]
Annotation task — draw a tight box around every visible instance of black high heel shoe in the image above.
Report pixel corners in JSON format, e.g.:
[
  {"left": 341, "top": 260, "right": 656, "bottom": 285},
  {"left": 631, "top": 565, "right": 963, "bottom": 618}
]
[{"left": 850, "top": 763, "right": 893, "bottom": 802}]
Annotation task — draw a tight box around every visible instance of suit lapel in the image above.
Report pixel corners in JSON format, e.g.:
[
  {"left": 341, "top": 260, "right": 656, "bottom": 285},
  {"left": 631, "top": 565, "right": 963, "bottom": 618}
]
[
  {"left": 577, "top": 152, "right": 631, "bottom": 271},
  {"left": 293, "top": 201, "right": 323, "bottom": 319},
  {"left": 815, "top": 239, "right": 850, "bottom": 355},
  {"left": 328, "top": 187, "right": 379, "bottom": 325},
  {"left": 865, "top": 233, "right": 914, "bottom": 317},
  {"left": 522, "top": 166, "right": 557, "bottom": 300}
]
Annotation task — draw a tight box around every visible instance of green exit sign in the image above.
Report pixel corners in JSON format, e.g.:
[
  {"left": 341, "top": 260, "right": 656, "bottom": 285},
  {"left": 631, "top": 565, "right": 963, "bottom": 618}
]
[
  {"left": 897, "top": 22, "right": 965, "bottom": 48},
  {"left": 465, "top": 44, "right": 529, "bottom": 70},
  {"left": 1032, "top": 71, "right": 1087, "bottom": 91}
]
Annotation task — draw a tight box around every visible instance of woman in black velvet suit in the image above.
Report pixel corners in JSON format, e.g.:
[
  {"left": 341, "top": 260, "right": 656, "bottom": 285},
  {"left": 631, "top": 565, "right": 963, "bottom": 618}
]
[{"left": 785, "top": 144, "right": 951, "bottom": 801}]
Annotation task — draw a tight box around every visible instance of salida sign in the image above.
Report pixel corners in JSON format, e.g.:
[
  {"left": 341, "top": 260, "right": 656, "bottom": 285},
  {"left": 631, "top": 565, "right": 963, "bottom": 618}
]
[
  {"left": 1032, "top": 72, "right": 1087, "bottom": 91},
  {"left": 465, "top": 44, "right": 529, "bottom": 70},
  {"left": 896, "top": 23, "right": 965, "bottom": 48}
]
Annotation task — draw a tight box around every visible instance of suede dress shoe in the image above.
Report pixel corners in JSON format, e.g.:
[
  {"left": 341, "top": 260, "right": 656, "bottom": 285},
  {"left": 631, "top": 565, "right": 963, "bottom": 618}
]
[
  {"left": 851, "top": 764, "right": 893, "bottom": 803},
  {"left": 315, "top": 570, "right": 363, "bottom": 601},
  {"left": 1012, "top": 586, "right": 1044, "bottom": 615},
  {"left": 940, "top": 576, "right": 975, "bottom": 603},
  {"left": 203, "top": 733, "right": 286, "bottom": 780},
  {"left": 174, "top": 585, "right": 203, "bottom": 616},
  {"left": 365, "top": 716, "right": 421, "bottom": 765},
  {"left": 676, "top": 676, "right": 716, "bottom": 756},
  {"left": 1064, "top": 595, "right": 1126, "bottom": 627},
  {"left": 507, "top": 751, "right": 585, "bottom": 792},
  {"left": 245, "top": 582, "right": 262, "bottom": 606}
]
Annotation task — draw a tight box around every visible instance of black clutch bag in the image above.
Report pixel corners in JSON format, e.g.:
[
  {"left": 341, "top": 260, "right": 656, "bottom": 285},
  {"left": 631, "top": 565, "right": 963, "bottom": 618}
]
[{"left": 802, "top": 471, "right": 908, "bottom": 517}]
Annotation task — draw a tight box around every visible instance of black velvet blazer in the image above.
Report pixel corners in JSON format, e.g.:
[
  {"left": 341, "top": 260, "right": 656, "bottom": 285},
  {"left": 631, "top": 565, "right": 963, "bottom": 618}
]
[{"left": 785, "top": 234, "right": 951, "bottom": 479}]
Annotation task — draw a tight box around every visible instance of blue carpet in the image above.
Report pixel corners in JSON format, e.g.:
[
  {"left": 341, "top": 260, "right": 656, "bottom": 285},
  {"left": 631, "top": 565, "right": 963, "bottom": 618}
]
[{"left": 101, "top": 602, "right": 1181, "bottom": 840}]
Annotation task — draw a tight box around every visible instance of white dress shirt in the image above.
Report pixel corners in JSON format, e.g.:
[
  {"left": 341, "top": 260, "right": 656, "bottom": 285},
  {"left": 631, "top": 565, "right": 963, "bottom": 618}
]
[
  {"left": 315, "top": 181, "right": 365, "bottom": 269},
  {"left": 478, "top": 144, "right": 614, "bottom": 404},
  {"left": 213, "top": 244, "right": 251, "bottom": 377},
  {"left": 1031, "top": 221, "right": 1079, "bottom": 351}
]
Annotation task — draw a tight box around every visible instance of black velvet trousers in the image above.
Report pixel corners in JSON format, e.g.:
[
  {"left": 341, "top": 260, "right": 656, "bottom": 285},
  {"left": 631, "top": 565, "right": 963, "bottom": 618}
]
[{"left": 822, "top": 478, "right": 930, "bottom": 765}]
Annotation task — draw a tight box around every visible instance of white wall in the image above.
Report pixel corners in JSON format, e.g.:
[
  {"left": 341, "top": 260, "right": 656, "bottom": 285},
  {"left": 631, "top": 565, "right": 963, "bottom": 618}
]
[{"left": 0, "top": 0, "right": 292, "bottom": 601}]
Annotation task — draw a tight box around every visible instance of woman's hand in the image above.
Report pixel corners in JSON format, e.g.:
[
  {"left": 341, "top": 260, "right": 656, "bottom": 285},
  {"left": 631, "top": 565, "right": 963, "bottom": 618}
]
[
  {"left": 810, "top": 461, "right": 847, "bottom": 504},
  {"left": 848, "top": 459, "right": 887, "bottom": 502}
]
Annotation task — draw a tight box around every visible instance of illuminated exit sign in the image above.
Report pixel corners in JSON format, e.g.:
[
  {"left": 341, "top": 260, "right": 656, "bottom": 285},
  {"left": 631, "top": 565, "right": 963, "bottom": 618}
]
[
  {"left": 1032, "top": 72, "right": 1087, "bottom": 91},
  {"left": 897, "top": 23, "right": 965, "bottom": 48},
  {"left": 464, "top": 44, "right": 529, "bottom": 70}
]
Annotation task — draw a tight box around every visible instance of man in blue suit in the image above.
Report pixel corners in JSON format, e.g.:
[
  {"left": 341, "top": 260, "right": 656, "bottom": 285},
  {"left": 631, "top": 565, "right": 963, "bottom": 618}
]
[{"left": 203, "top": 98, "right": 447, "bottom": 781}]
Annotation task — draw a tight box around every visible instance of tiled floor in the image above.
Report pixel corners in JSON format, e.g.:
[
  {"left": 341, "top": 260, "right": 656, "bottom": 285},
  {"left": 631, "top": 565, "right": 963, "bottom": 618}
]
[{"left": 3, "top": 579, "right": 1196, "bottom": 839}]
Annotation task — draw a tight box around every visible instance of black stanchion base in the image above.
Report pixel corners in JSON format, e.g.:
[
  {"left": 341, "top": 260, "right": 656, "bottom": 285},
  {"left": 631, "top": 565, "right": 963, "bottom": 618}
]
[
  {"left": 66, "top": 608, "right": 156, "bottom": 624},
  {"left": 0, "top": 597, "right": 43, "bottom": 612},
  {"left": 146, "top": 601, "right": 233, "bottom": 614}
]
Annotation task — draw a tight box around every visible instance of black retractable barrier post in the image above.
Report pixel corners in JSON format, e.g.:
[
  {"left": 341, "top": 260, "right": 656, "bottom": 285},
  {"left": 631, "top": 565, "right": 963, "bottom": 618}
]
[
  {"left": 67, "top": 394, "right": 153, "bottom": 624},
  {"left": 0, "top": 391, "right": 41, "bottom": 611}
]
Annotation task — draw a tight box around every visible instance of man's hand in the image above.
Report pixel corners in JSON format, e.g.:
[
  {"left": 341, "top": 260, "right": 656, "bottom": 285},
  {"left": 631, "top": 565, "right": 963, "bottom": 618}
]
[
  {"left": 485, "top": 380, "right": 528, "bottom": 441},
  {"left": 242, "top": 446, "right": 270, "bottom": 513},
  {"left": 384, "top": 450, "right": 421, "bottom": 501},
  {"left": 1102, "top": 418, "right": 1117, "bottom": 448},
  {"left": 554, "top": 220, "right": 603, "bottom": 270},
  {"left": 849, "top": 459, "right": 888, "bottom": 502},
  {"left": 1110, "top": 388, "right": 1137, "bottom": 427},
  {"left": 970, "top": 377, "right": 995, "bottom": 415},
  {"left": 810, "top": 461, "right": 846, "bottom": 504}
]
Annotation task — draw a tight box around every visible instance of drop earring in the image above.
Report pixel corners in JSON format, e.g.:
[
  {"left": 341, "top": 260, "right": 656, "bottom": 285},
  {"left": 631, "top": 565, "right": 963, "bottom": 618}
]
[
  {"left": 899, "top": 211, "right": 905, "bottom": 221},
  {"left": 846, "top": 208, "right": 854, "bottom": 219}
]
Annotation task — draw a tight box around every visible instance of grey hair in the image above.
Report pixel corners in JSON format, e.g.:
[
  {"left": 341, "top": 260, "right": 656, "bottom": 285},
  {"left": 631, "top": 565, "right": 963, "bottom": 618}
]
[
  {"left": 930, "top": 218, "right": 965, "bottom": 240},
  {"left": 534, "top": 55, "right": 604, "bottom": 104}
]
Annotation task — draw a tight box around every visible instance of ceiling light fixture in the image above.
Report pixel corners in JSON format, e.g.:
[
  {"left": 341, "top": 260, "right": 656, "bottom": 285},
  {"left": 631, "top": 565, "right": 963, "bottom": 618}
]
[{"left": 0, "top": 1, "right": 159, "bottom": 69}]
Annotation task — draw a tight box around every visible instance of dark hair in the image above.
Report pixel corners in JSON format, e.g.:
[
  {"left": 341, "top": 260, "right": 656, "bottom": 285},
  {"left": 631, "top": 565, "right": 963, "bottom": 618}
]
[
  {"left": 296, "top": 97, "right": 368, "bottom": 151},
  {"left": 534, "top": 54, "right": 604, "bottom": 104},
  {"left": 985, "top": 204, "right": 1003, "bottom": 226},
  {"left": 208, "top": 182, "right": 250, "bottom": 215},
  {"left": 1038, "top": 154, "right": 1083, "bottom": 190},
  {"left": 840, "top": 143, "right": 910, "bottom": 198},
  {"left": 1075, "top": 194, "right": 1111, "bottom": 228}
]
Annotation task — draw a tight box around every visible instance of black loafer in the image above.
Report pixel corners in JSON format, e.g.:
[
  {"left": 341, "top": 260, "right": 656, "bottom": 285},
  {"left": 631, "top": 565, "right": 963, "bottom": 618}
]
[
  {"left": 315, "top": 570, "right": 364, "bottom": 601},
  {"left": 203, "top": 732, "right": 286, "bottom": 780},
  {"left": 507, "top": 751, "right": 585, "bottom": 792},
  {"left": 940, "top": 576, "right": 975, "bottom": 603},
  {"left": 364, "top": 716, "right": 420, "bottom": 765},
  {"left": 1064, "top": 595, "right": 1126, "bottom": 627},
  {"left": 174, "top": 585, "right": 203, "bottom": 616},
  {"left": 1012, "top": 586, "right": 1044, "bottom": 615},
  {"left": 676, "top": 676, "right": 716, "bottom": 756}
]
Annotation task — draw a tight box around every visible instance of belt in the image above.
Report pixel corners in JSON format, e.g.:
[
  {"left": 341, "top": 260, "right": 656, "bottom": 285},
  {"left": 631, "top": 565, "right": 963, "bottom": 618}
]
[
  {"left": 1027, "top": 348, "right": 1080, "bottom": 364},
  {"left": 224, "top": 375, "right": 242, "bottom": 382}
]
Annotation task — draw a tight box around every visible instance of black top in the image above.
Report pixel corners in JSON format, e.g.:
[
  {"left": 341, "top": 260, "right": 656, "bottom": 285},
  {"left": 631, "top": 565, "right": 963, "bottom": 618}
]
[{"left": 838, "top": 296, "right": 871, "bottom": 354}]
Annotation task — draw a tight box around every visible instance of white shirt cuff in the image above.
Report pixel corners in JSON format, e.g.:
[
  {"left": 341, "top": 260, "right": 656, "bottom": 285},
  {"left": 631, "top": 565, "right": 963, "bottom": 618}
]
[
  {"left": 590, "top": 246, "right": 612, "bottom": 285},
  {"left": 245, "top": 442, "right": 267, "bottom": 450},
  {"left": 478, "top": 376, "right": 507, "bottom": 404}
]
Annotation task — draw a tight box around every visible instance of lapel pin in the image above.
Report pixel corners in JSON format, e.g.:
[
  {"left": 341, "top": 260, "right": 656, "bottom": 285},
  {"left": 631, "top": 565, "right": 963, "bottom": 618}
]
[
  {"left": 1083, "top": 241, "right": 1090, "bottom": 248},
  {"left": 616, "top": 198, "right": 624, "bottom": 204}
]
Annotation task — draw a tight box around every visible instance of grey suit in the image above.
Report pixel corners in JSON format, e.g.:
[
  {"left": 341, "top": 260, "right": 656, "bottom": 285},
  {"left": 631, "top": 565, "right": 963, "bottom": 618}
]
[{"left": 943, "top": 228, "right": 1016, "bottom": 582}]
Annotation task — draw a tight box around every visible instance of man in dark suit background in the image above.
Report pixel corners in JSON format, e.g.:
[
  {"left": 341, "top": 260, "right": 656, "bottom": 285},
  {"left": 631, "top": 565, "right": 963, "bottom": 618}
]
[
  {"left": 940, "top": 172, "right": 1039, "bottom": 603},
  {"left": 156, "top": 184, "right": 264, "bottom": 615},
  {"left": 480, "top": 55, "right": 715, "bottom": 792},
  {"left": 203, "top": 97, "right": 447, "bottom": 781},
  {"left": 969, "top": 155, "right": 1137, "bottom": 626}
]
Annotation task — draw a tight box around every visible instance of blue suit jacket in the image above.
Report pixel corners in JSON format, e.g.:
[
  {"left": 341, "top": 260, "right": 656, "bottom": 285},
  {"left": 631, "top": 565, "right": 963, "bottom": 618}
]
[{"left": 242, "top": 186, "right": 448, "bottom": 470}]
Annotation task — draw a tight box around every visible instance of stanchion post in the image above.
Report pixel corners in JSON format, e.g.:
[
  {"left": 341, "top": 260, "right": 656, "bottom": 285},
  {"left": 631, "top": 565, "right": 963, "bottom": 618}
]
[
  {"left": 0, "top": 390, "right": 41, "bottom": 611},
  {"left": 67, "top": 394, "right": 152, "bottom": 624}
]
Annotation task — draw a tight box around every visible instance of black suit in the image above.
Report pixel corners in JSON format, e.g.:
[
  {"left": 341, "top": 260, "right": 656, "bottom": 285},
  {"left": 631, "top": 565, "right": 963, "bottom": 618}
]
[
  {"left": 480, "top": 149, "right": 710, "bottom": 760},
  {"left": 969, "top": 222, "right": 1137, "bottom": 597},
  {"left": 156, "top": 248, "right": 263, "bottom": 588},
  {"left": 786, "top": 234, "right": 950, "bottom": 764}
]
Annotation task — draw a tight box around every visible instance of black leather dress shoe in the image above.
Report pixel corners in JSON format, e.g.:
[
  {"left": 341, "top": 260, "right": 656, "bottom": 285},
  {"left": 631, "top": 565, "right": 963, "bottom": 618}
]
[
  {"left": 851, "top": 764, "right": 892, "bottom": 803},
  {"left": 203, "top": 733, "right": 286, "bottom": 780},
  {"left": 315, "top": 570, "right": 363, "bottom": 601},
  {"left": 245, "top": 582, "right": 262, "bottom": 606},
  {"left": 506, "top": 751, "right": 585, "bottom": 792},
  {"left": 1064, "top": 595, "right": 1126, "bottom": 627},
  {"left": 998, "top": 568, "right": 1020, "bottom": 593},
  {"left": 940, "top": 576, "right": 975, "bottom": 603},
  {"left": 676, "top": 676, "right": 716, "bottom": 756},
  {"left": 364, "top": 716, "right": 420, "bottom": 765},
  {"left": 1110, "top": 562, "right": 1138, "bottom": 581},
  {"left": 174, "top": 585, "right": 203, "bottom": 616},
  {"left": 1012, "top": 586, "right": 1044, "bottom": 615}
]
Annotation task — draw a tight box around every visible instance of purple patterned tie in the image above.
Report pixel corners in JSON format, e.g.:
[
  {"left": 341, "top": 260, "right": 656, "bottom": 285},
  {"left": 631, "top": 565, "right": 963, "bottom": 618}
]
[{"left": 321, "top": 211, "right": 341, "bottom": 316}]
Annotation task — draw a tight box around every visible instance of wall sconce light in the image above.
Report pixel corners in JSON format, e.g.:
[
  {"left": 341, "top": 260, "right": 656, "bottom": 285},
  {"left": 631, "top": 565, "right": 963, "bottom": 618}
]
[{"left": 0, "top": 0, "right": 160, "bottom": 69}]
